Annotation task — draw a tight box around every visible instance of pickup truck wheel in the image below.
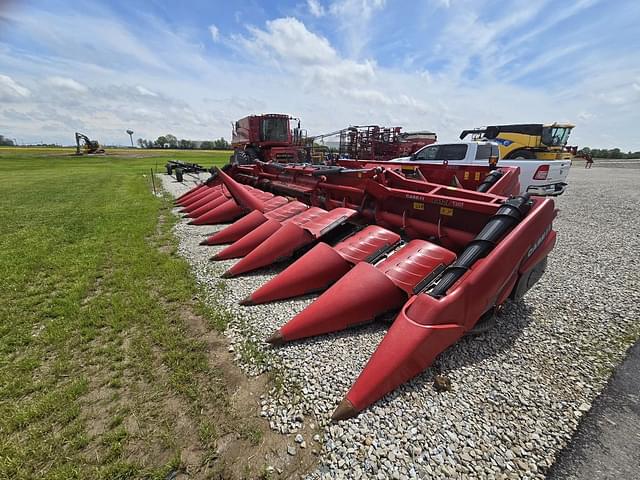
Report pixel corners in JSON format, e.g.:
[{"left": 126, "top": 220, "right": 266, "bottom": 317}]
[{"left": 508, "top": 149, "right": 536, "bottom": 160}]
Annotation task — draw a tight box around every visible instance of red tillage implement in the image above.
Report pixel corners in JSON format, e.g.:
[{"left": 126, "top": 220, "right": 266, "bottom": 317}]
[{"left": 175, "top": 161, "right": 556, "bottom": 419}]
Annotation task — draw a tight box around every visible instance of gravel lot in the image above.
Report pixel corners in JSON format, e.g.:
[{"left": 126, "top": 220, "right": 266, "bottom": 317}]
[{"left": 160, "top": 164, "right": 639, "bottom": 479}]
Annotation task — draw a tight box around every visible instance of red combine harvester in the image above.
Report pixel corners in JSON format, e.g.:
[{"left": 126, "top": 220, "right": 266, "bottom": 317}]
[
  {"left": 175, "top": 160, "right": 556, "bottom": 420},
  {"left": 230, "top": 114, "right": 306, "bottom": 164},
  {"left": 338, "top": 126, "right": 436, "bottom": 161}
]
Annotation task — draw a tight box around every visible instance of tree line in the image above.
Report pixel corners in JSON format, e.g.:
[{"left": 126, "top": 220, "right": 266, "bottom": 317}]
[
  {"left": 136, "top": 134, "right": 231, "bottom": 150},
  {"left": 0, "top": 135, "right": 16, "bottom": 146},
  {"left": 580, "top": 147, "right": 640, "bottom": 159}
]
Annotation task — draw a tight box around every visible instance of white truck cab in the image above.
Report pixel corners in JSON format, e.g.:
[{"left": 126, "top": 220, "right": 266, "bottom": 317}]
[{"left": 389, "top": 141, "right": 570, "bottom": 196}]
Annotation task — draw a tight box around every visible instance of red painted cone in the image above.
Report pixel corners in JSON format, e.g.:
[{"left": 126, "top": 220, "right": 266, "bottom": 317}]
[
  {"left": 203, "top": 210, "right": 269, "bottom": 246},
  {"left": 191, "top": 190, "right": 276, "bottom": 225},
  {"left": 332, "top": 303, "right": 464, "bottom": 420},
  {"left": 217, "top": 168, "right": 265, "bottom": 211},
  {"left": 267, "top": 262, "right": 407, "bottom": 344},
  {"left": 242, "top": 225, "right": 400, "bottom": 305},
  {"left": 212, "top": 219, "right": 284, "bottom": 260},
  {"left": 180, "top": 188, "right": 226, "bottom": 213},
  {"left": 212, "top": 202, "right": 314, "bottom": 260},
  {"left": 266, "top": 239, "right": 457, "bottom": 344},
  {"left": 223, "top": 223, "right": 314, "bottom": 277},
  {"left": 178, "top": 184, "right": 223, "bottom": 207},
  {"left": 202, "top": 197, "right": 289, "bottom": 246},
  {"left": 175, "top": 184, "right": 210, "bottom": 205},
  {"left": 186, "top": 193, "right": 229, "bottom": 218},
  {"left": 175, "top": 183, "right": 206, "bottom": 203},
  {"left": 223, "top": 208, "right": 354, "bottom": 278},
  {"left": 190, "top": 199, "right": 242, "bottom": 225},
  {"left": 242, "top": 242, "right": 350, "bottom": 305}
]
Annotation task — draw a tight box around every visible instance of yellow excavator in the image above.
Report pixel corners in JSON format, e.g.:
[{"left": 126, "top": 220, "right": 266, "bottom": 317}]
[
  {"left": 459, "top": 123, "right": 575, "bottom": 160},
  {"left": 75, "top": 132, "right": 105, "bottom": 155}
]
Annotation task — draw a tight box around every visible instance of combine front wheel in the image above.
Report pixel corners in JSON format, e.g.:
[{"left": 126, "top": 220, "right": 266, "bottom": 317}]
[{"left": 508, "top": 149, "right": 536, "bottom": 160}]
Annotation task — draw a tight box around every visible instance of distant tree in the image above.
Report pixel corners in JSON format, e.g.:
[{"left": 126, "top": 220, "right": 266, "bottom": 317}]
[
  {"left": 200, "top": 141, "right": 215, "bottom": 150},
  {"left": 0, "top": 135, "right": 15, "bottom": 146},
  {"left": 155, "top": 135, "right": 168, "bottom": 148},
  {"left": 136, "top": 138, "right": 145, "bottom": 148},
  {"left": 178, "top": 139, "right": 194, "bottom": 149},
  {"left": 165, "top": 134, "right": 178, "bottom": 148},
  {"left": 212, "top": 137, "right": 230, "bottom": 149},
  {"left": 579, "top": 147, "right": 639, "bottom": 159}
]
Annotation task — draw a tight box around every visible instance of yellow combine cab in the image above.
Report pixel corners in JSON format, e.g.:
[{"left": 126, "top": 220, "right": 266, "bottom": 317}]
[{"left": 459, "top": 123, "right": 575, "bottom": 160}]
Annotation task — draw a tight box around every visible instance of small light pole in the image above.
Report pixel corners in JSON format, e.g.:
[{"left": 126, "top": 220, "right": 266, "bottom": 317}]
[{"left": 126, "top": 129, "right": 134, "bottom": 147}]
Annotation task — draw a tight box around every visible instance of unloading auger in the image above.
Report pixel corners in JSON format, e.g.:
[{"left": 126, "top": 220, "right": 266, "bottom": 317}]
[{"left": 173, "top": 161, "right": 556, "bottom": 419}]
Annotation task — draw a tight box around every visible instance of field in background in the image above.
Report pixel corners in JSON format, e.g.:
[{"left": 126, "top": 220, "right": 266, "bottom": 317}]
[{"left": 0, "top": 148, "right": 281, "bottom": 479}]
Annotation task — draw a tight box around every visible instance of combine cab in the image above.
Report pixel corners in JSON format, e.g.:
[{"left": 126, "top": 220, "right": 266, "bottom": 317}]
[
  {"left": 175, "top": 160, "right": 556, "bottom": 420},
  {"left": 231, "top": 114, "right": 306, "bottom": 164}
]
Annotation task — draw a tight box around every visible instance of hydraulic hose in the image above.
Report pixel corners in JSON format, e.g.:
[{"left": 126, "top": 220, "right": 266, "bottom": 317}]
[
  {"left": 476, "top": 170, "right": 503, "bottom": 192},
  {"left": 429, "top": 195, "right": 532, "bottom": 298}
]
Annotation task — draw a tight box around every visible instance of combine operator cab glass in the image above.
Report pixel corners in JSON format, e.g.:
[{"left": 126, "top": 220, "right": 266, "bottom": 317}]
[
  {"left": 261, "top": 118, "right": 289, "bottom": 143},
  {"left": 541, "top": 127, "right": 571, "bottom": 147}
]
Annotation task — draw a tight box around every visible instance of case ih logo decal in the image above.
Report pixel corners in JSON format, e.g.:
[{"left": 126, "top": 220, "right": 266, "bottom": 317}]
[
  {"left": 405, "top": 194, "right": 464, "bottom": 209},
  {"left": 526, "top": 224, "right": 551, "bottom": 259}
]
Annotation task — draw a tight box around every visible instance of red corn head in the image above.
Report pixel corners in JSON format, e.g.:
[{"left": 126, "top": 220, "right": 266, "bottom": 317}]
[
  {"left": 223, "top": 207, "right": 357, "bottom": 278},
  {"left": 243, "top": 225, "right": 401, "bottom": 305},
  {"left": 266, "top": 240, "right": 456, "bottom": 345},
  {"left": 211, "top": 201, "right": 310, "bottom": 260},
  {"left": 201, "top": 196, "right": 289, "bottom": 246}
]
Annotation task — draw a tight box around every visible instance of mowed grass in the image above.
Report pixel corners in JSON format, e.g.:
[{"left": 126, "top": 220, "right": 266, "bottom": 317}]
[{"left": 0, "top": 148, "right": 265, "bottom": 479}]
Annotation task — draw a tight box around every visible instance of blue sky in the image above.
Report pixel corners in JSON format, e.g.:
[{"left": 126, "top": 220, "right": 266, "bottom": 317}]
[{"left": 1, "top": 0, "right": 639, "bottom": 149}]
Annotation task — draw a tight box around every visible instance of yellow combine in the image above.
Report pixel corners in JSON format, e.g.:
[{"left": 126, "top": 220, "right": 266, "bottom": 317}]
[{"left": 459, "top": 123, "right": 575, "bottom": 160}]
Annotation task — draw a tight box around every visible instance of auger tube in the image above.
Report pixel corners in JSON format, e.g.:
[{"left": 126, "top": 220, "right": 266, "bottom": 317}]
[
  {"left": 476, "top": 170, "right": 503, "bottom": 193},
  {"left": 429, "top": 195, "right": 532, "bottom": 298}
]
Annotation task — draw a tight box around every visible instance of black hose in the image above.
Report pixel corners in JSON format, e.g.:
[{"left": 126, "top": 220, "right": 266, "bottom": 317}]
[
  {"left": 476, "top": 170, "right": 503, "bottom": 192},
  {"left": 429, "top": 195, "right": 532, "bottom": 298}
]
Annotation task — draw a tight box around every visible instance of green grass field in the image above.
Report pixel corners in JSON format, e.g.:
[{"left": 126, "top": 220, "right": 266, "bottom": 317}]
[{"left": 0, "top": 148, "right": 277, "bottom": 479}]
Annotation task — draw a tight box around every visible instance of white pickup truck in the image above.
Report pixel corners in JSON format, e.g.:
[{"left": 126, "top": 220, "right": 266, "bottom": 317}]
[{"left": 389, "top": 141, "right": 571, "bottom": 196}]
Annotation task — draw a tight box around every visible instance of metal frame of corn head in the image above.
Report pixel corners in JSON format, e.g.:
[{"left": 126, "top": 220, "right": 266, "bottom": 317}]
[{"left": 174, "top": 161, "right": 556, "bottom": 419}]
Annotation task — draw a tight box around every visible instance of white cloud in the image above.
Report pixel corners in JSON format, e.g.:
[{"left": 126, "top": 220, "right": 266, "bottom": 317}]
[
  {"left": 307, "top": 0, "right": 325, "bottom": 17},
  {"left": 329, "top": 0, "right": 386, "bottom": 58},
  {"left": 240, "top": 17, "right": 336, "bottom": 65},
  {"left": 235, "top": 16, "right": 376, "bottom": 94},
  {"left": 136, "top": 85, "right": 158, "bottom": 96},
  {"left": 0, "top": 73, "right": 30, "bottom": 98},
  {"left": 47, "top": 76, "right": 88, "bottom": 93},
  {"left": 209, "top": 24, "right": 220, "bottom": 41}
]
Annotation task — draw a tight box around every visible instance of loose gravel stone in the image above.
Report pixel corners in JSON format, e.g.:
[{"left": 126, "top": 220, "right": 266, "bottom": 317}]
[{"left": 159, "top": 164, "right": 640, "bottom": 479}]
